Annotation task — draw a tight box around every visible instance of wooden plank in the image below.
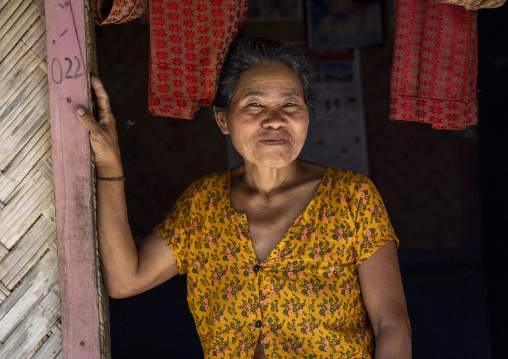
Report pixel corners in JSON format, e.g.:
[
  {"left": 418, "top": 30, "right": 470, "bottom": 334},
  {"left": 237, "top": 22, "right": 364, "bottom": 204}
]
[
  {"left": 0, "top": 121, "right": 51, "bottom": 201},
  {"left": 0, "top": 0, "right": 29, "bottom": 42},
  {"left": 0, "top": 212, "right": 56, "bottom": 289},
  {"left": 30, "top": 0, "right": 44, "bottom": 13},
  {"left": 0, "top": 0, "right": 10, "bottom": 13},
  {"left": 0, "top": 304, "right": 59, "bottom": 359},
  {"left": 2, "top": 149, "right": 52, "bottom": 205},
  {"left": 0, "top": 244, "right": 57, "bottom": 317},
  {"left": 39, "top": 57, "right": 48, "bottom": 73},
  {"left": 20, "top": 15, "right": 45, "bottom": 49},
  {"left": 32, "top": 29, "right": 47, "bottom": 59},
  {"left": 0, "top": 67, "right": 46, "bottom": 136},
  {"left": 0, "top": 129, "right": 51, "bottom": 200},
  {"left": 0, "top": 171, "right": 54, "bottom": 249},
  {"left": 0, "top": 49, "right": 43, "bottom": 110},
  {"left": 0, "top": 84, "right": 47, "bottom": 162},
  {"left": 38, "top": 156, "right": 54, "bottom": 182},
  {"left": 42, "top": 201, "right": 56, "bottom": 221},
  {"left": 44, "top": 0, "right": 107, "bottom": 357},
  {"left": 0, "top": 41, "right": 35, "bottom": 92},
  {"left": 21, "top": 14, "right": 45, "bottom": 44},
  {"left": 0, "top": 0, "right": 39, "bottom": 64},
  {"left": 0, "top": 72, "right": 47, "bottom": 141},
  {"left": 0, "top": 241, "right": 8, "bottom": 261},
  {"left": 1, "top": 188, "right": 54, "bottom": 251},
  {"left": 0, "top": 86, "right": 49, "bottom": 170},
  {"left": 0, "top": 119, "right": 51, "bottom": 176},
  {"left": 0, "top": 243, "right": 58, "bottom": 341},
  {"left": 0, "top": 282, "right": 11, "bottom": 303},
  {"left": 0, "top": 171, "right": 48, "bottom": 225},
  {"left": 31, "top": 325, "right": 63, "bottom": 359},
  {"left": 3, "top": 226, "right": 55, "bottom": 290},
  {"left": 0, "top": 211, "right": 52, "bottom": 276},
  {"left": 40, "top": 283, "right": 61, "bottom": 315}
]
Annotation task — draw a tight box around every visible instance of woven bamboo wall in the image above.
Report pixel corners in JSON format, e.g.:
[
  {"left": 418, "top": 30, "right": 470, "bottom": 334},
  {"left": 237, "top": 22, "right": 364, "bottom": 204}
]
[{"left": 0, "top": 0, "right": 62, "bottom": 357}]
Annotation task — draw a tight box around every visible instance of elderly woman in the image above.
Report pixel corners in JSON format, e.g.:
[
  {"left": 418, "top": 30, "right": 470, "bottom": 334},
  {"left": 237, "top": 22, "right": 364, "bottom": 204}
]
[{"left": 76, "top": 38, "right": 411, "bottom": 358}]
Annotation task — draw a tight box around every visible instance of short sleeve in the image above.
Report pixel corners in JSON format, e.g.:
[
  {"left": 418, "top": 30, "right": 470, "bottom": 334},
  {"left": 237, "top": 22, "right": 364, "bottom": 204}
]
[
  {"left": 91, "top": 0, "right": 149, "bottom": 25},
  {"left": 351, "top": 176, "right": 399, "bottom": 266},
  {"left": 153, "top": 186, "right": 194, "bottom": 275}
]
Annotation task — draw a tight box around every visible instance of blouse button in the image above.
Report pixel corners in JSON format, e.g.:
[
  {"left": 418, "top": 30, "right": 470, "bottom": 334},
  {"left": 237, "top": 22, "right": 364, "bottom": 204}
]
[
  {"left": 253, "top": 264, "right": 260, "bottom": 273},
  {"left": 255, "top": 321, "right": 262, "bottom": 328}
]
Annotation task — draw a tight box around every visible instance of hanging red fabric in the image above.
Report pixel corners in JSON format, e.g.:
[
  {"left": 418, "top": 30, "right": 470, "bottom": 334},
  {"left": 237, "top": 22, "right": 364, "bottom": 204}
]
[
  {"left": 390, "top": 0, "right": 479, "bottom": 130},
  {"left": 91, "top": 0, "right": 248, "bottom": 119}
]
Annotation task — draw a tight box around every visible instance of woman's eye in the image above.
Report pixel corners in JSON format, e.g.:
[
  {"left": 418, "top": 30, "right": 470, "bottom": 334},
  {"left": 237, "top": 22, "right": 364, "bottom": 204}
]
[
  {"left": 248, "top": 103, "right": 261, "bottom": 107},
  {"left": 283, "top": 103, "right": 295, "bottom": 107}
]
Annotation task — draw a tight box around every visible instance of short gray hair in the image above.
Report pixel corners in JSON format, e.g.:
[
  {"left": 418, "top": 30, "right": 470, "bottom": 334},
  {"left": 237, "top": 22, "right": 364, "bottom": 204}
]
[{"left": 213, "top": 37, "right": 318, "bottom": 117}]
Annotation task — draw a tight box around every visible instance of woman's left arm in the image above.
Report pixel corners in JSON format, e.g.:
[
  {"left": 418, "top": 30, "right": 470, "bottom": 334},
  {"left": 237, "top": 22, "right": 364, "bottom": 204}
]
[{"left": 358, "top": 240, "right": 412, "bottom": 358}]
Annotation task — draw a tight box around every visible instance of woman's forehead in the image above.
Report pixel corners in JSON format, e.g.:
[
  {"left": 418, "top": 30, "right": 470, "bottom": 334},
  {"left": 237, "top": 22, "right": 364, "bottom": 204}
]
[{"left": 235, "top": 62, "right": 304, "bottom": 97}]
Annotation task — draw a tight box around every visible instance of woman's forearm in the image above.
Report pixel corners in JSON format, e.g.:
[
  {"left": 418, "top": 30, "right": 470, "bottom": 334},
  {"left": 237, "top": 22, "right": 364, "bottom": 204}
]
[
  {"left": 357, "top": 241, "right": 412, "bottom": 359},
  {"left": 76, "top": 76, "right": 141, "bottom": 297},
  {"left": 77, "top": 76, "right": 176, "bottom": 299},
  {"left": 95, "top": 163, "right": 140, "bottom": 298},
  {"left": 374, "top": 323, "right": 412, "bottom": 359}
]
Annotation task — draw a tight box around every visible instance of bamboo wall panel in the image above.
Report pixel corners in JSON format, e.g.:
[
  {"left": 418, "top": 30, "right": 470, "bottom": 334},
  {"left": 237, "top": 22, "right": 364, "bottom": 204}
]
[{"left": 0, "top": 0, "right": 61, "bottom": 357}]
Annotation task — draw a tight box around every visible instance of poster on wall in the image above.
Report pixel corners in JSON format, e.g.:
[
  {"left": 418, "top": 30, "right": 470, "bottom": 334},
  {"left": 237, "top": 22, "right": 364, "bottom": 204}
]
[
  {"left": 226, "top": 48, "right": 369, "bottom": 176},
  {"left": 299, "top": 49, "right": 369, "bottom": 176},
  {"left": 307, "top": 0, "right": 383, "bottom": 52},
  {"left": 247, "top": 0, "right": 304, "bottom": 21}
]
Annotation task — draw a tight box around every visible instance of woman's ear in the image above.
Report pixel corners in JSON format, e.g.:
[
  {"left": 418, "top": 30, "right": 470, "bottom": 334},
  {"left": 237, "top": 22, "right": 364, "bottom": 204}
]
[{"left": 213, "top": 106, "right": 229, "bottom": 134}]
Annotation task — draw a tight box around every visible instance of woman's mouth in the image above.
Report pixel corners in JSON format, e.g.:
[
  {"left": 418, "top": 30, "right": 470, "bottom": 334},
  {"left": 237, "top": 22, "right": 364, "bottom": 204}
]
[{"left": 259, "top": 139, "right": 289, "bottom": 145}]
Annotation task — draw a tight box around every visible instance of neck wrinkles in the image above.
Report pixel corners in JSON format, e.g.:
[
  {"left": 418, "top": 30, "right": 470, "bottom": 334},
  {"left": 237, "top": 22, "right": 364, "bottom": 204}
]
[{"left": 238, "top": 161, "right": 304, "bottom": 197}]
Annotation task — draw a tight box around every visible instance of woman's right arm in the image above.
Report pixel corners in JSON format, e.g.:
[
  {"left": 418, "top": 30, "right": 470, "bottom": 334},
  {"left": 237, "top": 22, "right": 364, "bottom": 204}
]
[{"left": 76, "top": 76, "right": 178, "bottom": 298}]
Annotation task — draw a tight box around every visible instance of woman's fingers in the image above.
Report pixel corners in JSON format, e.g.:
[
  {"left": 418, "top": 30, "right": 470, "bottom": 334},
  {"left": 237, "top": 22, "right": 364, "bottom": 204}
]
[
  {"left": 74, "top": 76, "right": 122, "bottom": 168},
  {"left": 76, "top": 76, "right": 118, "bottom": 136},
  {"left": 76, "top": 76, "right": 117, "bottom": 136},
  {"left": 76, "top": 107, "right": 102, "bottom": 134},
  {"left": 90, "top": 75, "right": 116, "bottom": 130},
  {"left": 91, "top": 75, "right": 112, "bottom": 114},
  {"left": 76, "top": 105, "right": 121, "bottom": 166}
]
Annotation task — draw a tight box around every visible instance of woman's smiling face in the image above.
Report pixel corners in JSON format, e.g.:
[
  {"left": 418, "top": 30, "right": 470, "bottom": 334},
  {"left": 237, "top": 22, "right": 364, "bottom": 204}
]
[{"left": 214, "top": 61, "right": 310, "bottom": 169}]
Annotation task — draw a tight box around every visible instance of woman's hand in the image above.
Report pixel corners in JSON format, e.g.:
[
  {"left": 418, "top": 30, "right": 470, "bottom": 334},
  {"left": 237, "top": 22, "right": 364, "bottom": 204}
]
[{"left": 76, "top": 75, "right": 123, "bottom": 177}]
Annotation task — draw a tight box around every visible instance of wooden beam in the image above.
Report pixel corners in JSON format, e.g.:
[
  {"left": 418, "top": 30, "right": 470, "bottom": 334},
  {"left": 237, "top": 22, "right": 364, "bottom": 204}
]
[{"left": 44, "top": 0, "right": 109, "bottom": 358}]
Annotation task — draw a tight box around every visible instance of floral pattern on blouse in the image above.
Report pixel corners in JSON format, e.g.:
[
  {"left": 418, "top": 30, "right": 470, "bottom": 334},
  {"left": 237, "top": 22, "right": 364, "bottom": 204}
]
[{"left": 153, "top": 167, "right": 398, "bottom": 358}]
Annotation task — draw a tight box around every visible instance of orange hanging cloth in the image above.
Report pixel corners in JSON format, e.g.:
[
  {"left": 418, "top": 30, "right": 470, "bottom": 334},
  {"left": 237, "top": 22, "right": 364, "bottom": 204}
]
[
  {"left": 91, "top": 0, "right": 248, "bottom": 119},
  {"left": 390, "top": 0, "right": 479, "bottom": 129}
]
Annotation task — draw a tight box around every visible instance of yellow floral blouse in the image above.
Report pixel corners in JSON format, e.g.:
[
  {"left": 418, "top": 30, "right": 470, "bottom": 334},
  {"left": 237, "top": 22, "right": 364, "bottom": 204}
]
[{"left": 154, "top": 167, "right": 398, "bottom": 358}]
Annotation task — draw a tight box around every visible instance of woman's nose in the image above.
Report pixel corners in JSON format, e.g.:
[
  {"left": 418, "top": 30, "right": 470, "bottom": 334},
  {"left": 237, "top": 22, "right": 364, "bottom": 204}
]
[{"left": 261, "top": 108, "right": 288, "bottom": 129}]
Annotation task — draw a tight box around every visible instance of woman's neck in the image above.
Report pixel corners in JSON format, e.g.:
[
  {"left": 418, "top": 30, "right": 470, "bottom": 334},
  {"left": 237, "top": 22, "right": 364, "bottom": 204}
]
[{"left": 234, "top": 160, "right": 303, "bottom": 197}]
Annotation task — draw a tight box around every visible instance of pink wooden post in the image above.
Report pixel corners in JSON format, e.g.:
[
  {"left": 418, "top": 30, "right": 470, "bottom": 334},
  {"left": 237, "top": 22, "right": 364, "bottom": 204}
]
[{"left": 44, "top": 0, "right": 109, "bottom": 358}]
